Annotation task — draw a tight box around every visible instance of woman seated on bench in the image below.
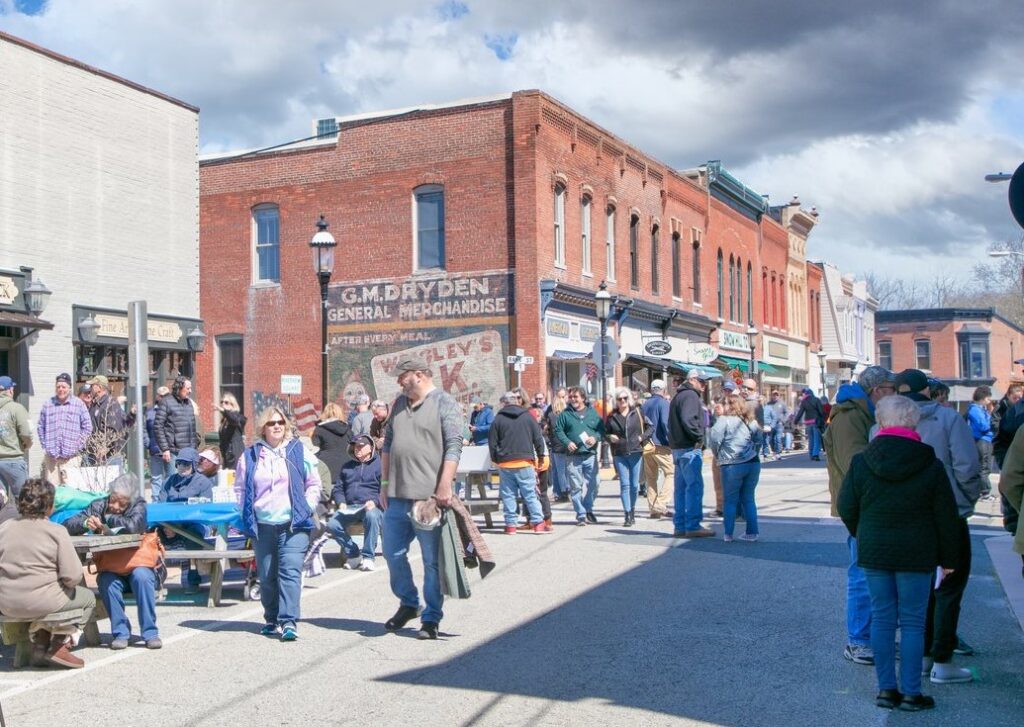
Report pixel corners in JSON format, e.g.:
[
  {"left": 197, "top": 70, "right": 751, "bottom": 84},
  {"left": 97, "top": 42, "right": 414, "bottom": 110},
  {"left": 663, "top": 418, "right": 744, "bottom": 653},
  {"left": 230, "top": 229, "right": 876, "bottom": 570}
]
[
  {"left": 64, "top": 474, "right": 161, "bottom": 650},
  {"left": 0, "top": 478, "right": 95, "bottom": 668},
  {"left": 155, "top": 447, "right": 213, "bottom": 591}
]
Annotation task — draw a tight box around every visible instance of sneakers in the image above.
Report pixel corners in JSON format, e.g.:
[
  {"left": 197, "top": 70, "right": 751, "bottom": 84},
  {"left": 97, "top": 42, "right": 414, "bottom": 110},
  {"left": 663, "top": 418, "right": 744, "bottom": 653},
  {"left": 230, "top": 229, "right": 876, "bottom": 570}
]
[
  {"left": 533, "top": 520, "right": 554, "bottom": 534},
  {"left": 385, "top": 605, "right": 422, "bottom": 632},
  {"left": 145, "top": 637, "right": 163, "bottom": 650},
  {"left": 417, "top": 621, "right": 439, "bottom": 640},
  {"left": 844, "top": 643, "right": 875, "bottom": 665},
  {"left": 109, "top": 637, "right": 129, "bottom": 650},
  {"left": 280, "top": 626, "right": 298, "bottom": 642},
  {"left": 585, "top": 511, "right": 599, "bottom": 524},
  {"left": 683, "top": 528, "right": 715, "bottom": 538},
  {"left": 930, "top": 662, "right": 973, "bottom": 684},
  {"left": 899, "top": 695, "right": 936, "bottom": 711},
  {"left": 358, "top": 559, "right": 376, "bottom": 571},
  {"left": 723, "top": 534, "right": 734, "bottom": 543},
  {"left": 575, "top": 519, "right": 586, "bottom": 527},
  {"left": 46, "top": 635, "right": 84, "bottom": 669},
  {"left": 342, "top": 556, "right": 361, "bottom": 570},
  {"left": 260, "top": 623, "right": 281, "bottom": 637},
  {"left": 738, "top": 533, "right": 759, "bottom": 542},
  {"left": 953, "top": 636, "right": 975, "bottom": 656},
  {"left": 504, "top": 526, "right": 517, "bottom": 535}
]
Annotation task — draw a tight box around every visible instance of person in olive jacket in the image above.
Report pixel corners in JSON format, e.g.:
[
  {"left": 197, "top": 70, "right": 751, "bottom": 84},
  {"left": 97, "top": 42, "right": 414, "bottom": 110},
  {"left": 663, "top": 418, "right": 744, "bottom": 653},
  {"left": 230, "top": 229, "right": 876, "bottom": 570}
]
[
  {"left": 554, "top": 386, "right": 605, "bottom": 525},
  {"left": 838, "top": 395, "right": 961, "bottom": 713}
]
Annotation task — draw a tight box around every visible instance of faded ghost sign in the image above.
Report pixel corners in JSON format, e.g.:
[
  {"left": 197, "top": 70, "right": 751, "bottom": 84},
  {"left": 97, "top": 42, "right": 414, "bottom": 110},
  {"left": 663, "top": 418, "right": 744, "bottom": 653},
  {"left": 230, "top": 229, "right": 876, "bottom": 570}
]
[{"left": 327, "top": 270, "right": 512, "bottom": 408}]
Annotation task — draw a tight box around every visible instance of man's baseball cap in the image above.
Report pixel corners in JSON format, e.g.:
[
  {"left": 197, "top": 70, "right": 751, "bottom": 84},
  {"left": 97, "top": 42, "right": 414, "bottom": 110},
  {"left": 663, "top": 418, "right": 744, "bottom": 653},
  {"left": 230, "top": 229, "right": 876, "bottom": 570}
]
[
  {"left": 86, "top": 374, "right": 110, "bottom": 388},
  {"left": 197, "top": 449, "right": 221, "bottom": 467},
  {"left": 78, "top": 384, "right": 92, "bottom": 395},
  {"left": 394, "top": 357, "right": 430, "bottom": 374},
  {"left": 722, "top": 380, "right": 738, "bottom": 392},
  {"left": 156, "top": 386, "right": 171, "bottom": 397},
  {"left": 0, "top": 376, "right": 15, "bottom": 389},
  {"left": 896, "top": 369, "right": 929, "bottom": 394},
  {"left": 650, "top": 379, "right": 666, "bottom": 391},
  {"left": 686, "top": 368, "right": 711, "bottom": 381},
  {"left": 56, "top": 372, "right": 72, "bottom": 385}
]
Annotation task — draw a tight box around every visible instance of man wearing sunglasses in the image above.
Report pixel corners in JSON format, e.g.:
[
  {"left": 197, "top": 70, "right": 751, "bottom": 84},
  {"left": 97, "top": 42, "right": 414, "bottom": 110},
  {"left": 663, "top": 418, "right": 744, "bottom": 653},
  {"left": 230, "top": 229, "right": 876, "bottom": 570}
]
[{"left": 380, "top": 357, "right": 464, "bottom": 641}]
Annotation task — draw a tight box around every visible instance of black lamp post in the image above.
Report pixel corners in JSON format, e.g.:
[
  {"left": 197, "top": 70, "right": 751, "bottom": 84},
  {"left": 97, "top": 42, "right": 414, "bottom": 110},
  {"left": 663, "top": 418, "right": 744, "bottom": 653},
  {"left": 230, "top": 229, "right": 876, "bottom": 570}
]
[
  {"left": 595, "top": 281, "right": 612, "bottom": 467},
  {"left": 817, "top": 349, "right": 828, "bottom": 398},
  {"left": 746, "top": 322, "right": 759, "bottom": 383},
  {"left": 310, "top": 215, "right": 337, "bottom": 410}
]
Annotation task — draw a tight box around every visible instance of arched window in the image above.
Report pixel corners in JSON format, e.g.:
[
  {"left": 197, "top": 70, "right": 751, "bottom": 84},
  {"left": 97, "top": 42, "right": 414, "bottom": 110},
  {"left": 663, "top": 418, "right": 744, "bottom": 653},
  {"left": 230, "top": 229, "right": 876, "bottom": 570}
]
[
  {"left": 746, "top": 262, "right": 753, "bottom": 324},
  {"left": 629, "top": 214, "right": 640, "bottom": 289},
  {"left": 691, "top": 232, "right": 702, "bottom": 303},
  {"left": 728, "top": 255, "right": 735, "bottom": 322},
  {"left": 252, "top": 204, "right": 280, "bottom": 283},
  {"left": 414, "top": 184, "right": 445, "bottom": 270},
  {"left": 671, "top": 232, "right": 682, "bottom": 298},
  {"left": 771, "top": 272, "right": 778, "bottom": 327},
  {"left": 553, "top": 183, "right": 566, "bottom": 267},
  {"left": 606, "top": 205, "right": 616, "bottom": 281},
  {"left": 581, "top": 194, "right": 592, "bottom": 276},
  {"left": 651, "top": 224, "right": 660, "bottom": 293},
  {"left": 717, "top": 249, "right": 724, "bottom": 319},
  {"left": 735, "top": 256, "right": 743, "bottom": 323},
  {"left": 762, "top": 270, "right": 769, "bottom": 324}
]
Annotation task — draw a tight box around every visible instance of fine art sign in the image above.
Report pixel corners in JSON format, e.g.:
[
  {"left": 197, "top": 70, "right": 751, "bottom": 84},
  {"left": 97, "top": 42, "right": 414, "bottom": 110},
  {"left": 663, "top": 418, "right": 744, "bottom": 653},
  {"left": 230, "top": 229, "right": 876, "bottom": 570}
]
[{"left": 327, "top": 270, "right": 512, "bottom": 408}]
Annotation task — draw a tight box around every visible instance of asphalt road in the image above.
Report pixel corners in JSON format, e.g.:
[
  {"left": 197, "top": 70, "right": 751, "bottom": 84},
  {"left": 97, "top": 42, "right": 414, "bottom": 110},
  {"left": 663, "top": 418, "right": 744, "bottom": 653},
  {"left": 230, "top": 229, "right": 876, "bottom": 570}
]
[{"left": 1, "top": 454, "right": 1021, "bottom": 726}]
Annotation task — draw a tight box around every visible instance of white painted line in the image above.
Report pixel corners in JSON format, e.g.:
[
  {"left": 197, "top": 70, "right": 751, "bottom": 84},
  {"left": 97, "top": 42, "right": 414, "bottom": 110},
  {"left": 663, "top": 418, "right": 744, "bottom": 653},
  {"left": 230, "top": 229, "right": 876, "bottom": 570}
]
[{"left": 0, "top": 555, "right": 418, "bottom": 701}]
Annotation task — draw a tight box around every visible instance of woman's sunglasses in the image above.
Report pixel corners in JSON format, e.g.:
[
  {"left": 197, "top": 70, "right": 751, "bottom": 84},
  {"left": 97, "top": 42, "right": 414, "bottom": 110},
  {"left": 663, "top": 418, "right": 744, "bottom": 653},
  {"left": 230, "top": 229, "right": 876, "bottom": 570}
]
[{"left": 265, "top": 419, "right": 286, "bottom": 427}]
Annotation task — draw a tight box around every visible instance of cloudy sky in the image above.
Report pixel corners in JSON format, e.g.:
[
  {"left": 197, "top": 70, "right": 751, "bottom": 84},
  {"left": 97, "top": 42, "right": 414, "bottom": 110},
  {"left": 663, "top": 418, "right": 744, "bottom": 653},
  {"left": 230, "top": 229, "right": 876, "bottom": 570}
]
[{"left": 3, "top": 0, "right": 1023, "bottom": 282}]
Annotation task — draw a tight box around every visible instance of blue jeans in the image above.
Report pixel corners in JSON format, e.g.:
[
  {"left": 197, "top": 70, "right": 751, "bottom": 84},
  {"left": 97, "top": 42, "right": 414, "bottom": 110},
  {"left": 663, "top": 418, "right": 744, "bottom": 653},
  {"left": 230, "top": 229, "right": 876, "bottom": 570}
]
[
  {"left": 721, "top": 458, "right": 760, "bottom": 537},
  {"left": 672, "top": 448, "right": 705, "bottom": 533},
  {"left": 806, "top": 425, "right": 821, "bottom": 458},
  {"left": 498, "top": 466, "right": 544, "bottom": 526},
  {"left": 0, "top": 458, "right": 28, "bottom": 499},
  {"left": 565, "top": 453, "right": 599, "bottom": 519},
  {"left": 864, "top": 569, "right": 933, "bottom": 696},
  {"left": 847, "top": 536, "right": 871, "bottom": 646},
  {"left": 383, "top": 498, "right": 443, "bottom": 624},
  {"left": 550, "top": 452, "right": 568, "bottom": 497},
  {"left": 771, "top": 425, "right": 784, "bottom": 455},
  {"left": 98, "top": 567, "right": 159, "bottom": 641},
  {"left": 326, "top": 506, "right": 384, "bottom": 560},
  {"left": 613, "top": 453, "right": 643, "bottom": 514},
  {"left": 148, "top": 454, "right": 170, "bottom": 499},
  {"left": 254, "top": 523, "right": 309, "bottom": 629}
]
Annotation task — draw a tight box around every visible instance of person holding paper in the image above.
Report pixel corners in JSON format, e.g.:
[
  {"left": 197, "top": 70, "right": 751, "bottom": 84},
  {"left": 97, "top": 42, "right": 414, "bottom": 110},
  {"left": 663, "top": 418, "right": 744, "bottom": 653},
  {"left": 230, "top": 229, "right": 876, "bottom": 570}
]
[
  {"left": 838, "top": 395, "right": 961, "bottom": 712},
  {"left": 554, "top": 387, "right": 605, "bottom": 525},
  {"left": 326, "top": 435, "right": 383, "bottom": 571}
]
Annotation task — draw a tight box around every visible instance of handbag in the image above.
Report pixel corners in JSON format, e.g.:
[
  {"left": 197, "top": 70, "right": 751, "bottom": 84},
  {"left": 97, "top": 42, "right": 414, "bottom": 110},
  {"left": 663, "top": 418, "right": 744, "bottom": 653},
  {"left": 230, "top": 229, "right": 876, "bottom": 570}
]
[{"left": 90, "top": 532, "right": 164, "bottom": 575}]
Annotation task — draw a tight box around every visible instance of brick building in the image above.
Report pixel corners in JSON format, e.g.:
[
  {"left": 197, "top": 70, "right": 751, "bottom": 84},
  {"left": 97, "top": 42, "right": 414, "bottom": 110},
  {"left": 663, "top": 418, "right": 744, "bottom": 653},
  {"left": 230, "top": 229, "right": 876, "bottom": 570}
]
[
  {"left": 197, "top": 90, "right": 823, "bottom": 430},
  {"left": 874, "top": 308, "right": 1024, "bottom": 401}
]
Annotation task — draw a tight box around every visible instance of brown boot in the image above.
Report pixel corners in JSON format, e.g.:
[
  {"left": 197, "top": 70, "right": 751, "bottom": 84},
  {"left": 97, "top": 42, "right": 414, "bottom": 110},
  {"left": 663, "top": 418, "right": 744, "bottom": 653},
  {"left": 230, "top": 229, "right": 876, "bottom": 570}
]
[
  {"left": 31, "top": 629, "right": 51, "bottom": 668},
  {"left": 46, "top": 634, "right": 84, "bottom": 669}
]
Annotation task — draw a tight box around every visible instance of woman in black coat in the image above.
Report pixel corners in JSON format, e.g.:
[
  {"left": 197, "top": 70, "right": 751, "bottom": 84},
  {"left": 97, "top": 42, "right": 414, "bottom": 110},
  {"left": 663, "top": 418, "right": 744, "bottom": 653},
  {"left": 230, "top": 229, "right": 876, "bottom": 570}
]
[
  {"left": 312, "top": 402, "right": 352, "bottom": 483},
  {"left": 605, "top": 388, "right": 653, "bottom": 527},
  {"left": 216, "top": 392, "right": 246, "bottom": 470},
  {"left": 838, "top": 394, "right": 961, "bottom": 712}
]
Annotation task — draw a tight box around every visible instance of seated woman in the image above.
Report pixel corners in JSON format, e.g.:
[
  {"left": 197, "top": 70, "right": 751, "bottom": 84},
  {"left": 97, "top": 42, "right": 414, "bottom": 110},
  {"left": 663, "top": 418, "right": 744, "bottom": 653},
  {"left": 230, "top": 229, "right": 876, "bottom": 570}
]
[
  {"left": 64, "top": 474, "right": 161, "bottom": 650},
  {"left": 0, "top": 478, "right": 95, "bottom": 669},
  {"left": 154, "top": 447, "right": 213, "bottom": 591}
]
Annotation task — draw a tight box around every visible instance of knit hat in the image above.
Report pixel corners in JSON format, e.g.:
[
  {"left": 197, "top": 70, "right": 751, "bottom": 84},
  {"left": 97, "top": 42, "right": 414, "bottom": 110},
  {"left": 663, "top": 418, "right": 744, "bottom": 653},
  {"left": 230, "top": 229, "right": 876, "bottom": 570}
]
[{"left": 896, "top": 369, "right": 929, "bottom": 394}]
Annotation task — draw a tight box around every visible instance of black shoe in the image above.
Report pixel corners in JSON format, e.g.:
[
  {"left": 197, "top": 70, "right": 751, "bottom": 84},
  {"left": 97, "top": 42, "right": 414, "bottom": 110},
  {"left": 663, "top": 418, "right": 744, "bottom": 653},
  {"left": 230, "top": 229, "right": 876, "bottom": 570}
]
[
  {"left": 898, "top": 695, "right": 935, "bottom": 712},
  {"left": 417, "top": 621, "right": 439, "bottom": 640},
  {"left": 638, "top": 486, "right": 647, "bottom": 497},
  {"left": 585, "top": 511, "right": 598, "bottom": 524},
  {"left": 385, "top": 605, "right": 421, "bottom": 631},
  {"left": 953, "top": 636, "right": 974, "bottom": 656},
  {"left": 623, "top": 516, "right": 633, "bottom": 527},
  {"left": 875, "top": 689, "right": 902, "bottom": 710}
]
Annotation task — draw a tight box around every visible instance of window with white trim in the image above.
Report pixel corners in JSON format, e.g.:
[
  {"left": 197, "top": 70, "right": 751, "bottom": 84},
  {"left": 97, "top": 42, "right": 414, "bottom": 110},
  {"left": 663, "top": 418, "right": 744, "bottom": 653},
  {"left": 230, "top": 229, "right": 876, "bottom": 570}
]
[
  {"left": 581, "top": 195, "right": 592, "bottom": 276},
  {"left": 413, "top": 184, "right": 445, "bottom": 270},
  {"left": 252, "top": 204, "right": 280, "bottom": 283},
  {"left": 554, "top": 184, "right": 566, "bottom": 268},
  {"left": 606, "top": 205, "right": 616, "bottom": 281}
]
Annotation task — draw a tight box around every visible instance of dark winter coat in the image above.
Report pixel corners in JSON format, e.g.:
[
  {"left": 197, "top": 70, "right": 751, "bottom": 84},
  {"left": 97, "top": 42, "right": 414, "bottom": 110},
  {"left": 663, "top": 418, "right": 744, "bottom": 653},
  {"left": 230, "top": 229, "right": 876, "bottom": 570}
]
[
  {"left": 333, "top": 451, "right": 382, "bottom": 508},
  {"left": 838, "top": 433, "right": 961, "bottom": 572},
  {"left": 154, "top": 394, "right": 198, "bottom": 454},
  {"left": 89, "top": 393, "right": 128, "bottom": 455},
  {"left": 64, "top": 496, "right": 148, "bottom": 535},
  {"left": 218, "top": 409, "right": 247, "bottom": 470},
  {"left": 544, "top": 406, "right": 567, "bottom": 454},
  {"left": 488, "top": 405, "right": 545, "bottom": 463},
  {"left": 668, "top": 382, "right": 705, "bottom": 449},
  {"left": 605, "top": 407, "right": 653, "bottom": 457},
  {"left": 312, "top": 419, "right": 352, "bottom": 483},
  {"left": 157, "top": 447, "right": 215, "bottom": 502},
  {"left": 794, "top": 392, "right": 825, "bottom": 428}
]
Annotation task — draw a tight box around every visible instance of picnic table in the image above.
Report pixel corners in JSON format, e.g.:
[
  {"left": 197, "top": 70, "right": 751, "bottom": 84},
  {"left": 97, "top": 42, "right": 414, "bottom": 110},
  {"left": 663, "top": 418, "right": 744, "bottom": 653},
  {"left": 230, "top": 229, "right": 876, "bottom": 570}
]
[
  {"left": 69, "top": 533, "right": 142, "bottom": 556},
  {"left": 147, "top": 502, "right": 254, "bottom": 607}
]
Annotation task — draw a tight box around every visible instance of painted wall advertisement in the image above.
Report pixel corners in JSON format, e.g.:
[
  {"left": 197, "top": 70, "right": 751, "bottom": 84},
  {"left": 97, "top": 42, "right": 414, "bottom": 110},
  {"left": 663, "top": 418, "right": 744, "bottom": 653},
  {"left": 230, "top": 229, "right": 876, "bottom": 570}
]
[{"left": 326, "top": 270, "right": 512, "bottom": 409}]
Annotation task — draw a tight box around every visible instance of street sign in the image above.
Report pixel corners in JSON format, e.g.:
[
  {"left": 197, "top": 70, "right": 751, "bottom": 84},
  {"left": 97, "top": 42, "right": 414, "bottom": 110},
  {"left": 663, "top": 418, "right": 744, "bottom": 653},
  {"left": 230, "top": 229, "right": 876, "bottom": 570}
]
[
  {"left": 522, "top": 356, "right": 534, "bottom": 364},
  {"left": 591, "top": 336, "right": 618, "bottom": 375},
  {"left": 644, "top": 340, "right": 672, "bottom": 356},
  {"left": 1009, "top": 161, "right": 1024, "bottom": 229},
  {"left": 825, "top": 373, "right": 838, "bottom": 386},
  {"left": 281, "top": 374, "right": 302, "bottom": 394}
]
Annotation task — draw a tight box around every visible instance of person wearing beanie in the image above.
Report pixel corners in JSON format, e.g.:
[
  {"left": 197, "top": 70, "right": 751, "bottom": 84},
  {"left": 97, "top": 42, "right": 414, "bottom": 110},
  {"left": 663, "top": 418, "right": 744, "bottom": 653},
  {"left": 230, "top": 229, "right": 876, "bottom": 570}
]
[{"left": 823, "top": 365, "right": 897, "bottom": 667}]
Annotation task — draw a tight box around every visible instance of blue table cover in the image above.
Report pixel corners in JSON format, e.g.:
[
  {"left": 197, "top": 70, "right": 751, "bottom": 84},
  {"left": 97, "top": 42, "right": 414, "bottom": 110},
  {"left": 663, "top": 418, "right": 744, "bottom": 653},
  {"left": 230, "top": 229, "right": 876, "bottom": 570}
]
[{"left": 146, "top": 502, "right": 243, "bottom": 529}]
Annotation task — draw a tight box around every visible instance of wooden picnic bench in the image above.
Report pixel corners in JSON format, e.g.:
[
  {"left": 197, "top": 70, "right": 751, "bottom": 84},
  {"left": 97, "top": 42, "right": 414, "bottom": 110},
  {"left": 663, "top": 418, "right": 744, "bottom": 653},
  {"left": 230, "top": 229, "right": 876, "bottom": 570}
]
[
  {"left": 463, "top": 472, "right": 501, "bottom": 529},
  {"left": 0, "top": 609, "right": 100, "bottom": 668}
]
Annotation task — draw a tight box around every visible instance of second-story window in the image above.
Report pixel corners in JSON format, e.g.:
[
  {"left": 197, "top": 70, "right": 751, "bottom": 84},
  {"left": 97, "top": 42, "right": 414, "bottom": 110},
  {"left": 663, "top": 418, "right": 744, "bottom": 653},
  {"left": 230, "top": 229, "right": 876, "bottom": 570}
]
[
  {"left": 581, "top": 195, "right": 592, "bottom": 276},
  {"left": 692, "top": 230, "right": 702, "bottom": 303},
  {"left": 878, "top": 341, "right": 892, "bottom": 370},
  {"left": 915, "top": 339, "right": 931, "bottom": 370},
  {"left": 606, "top": 205, "right": 616, "bottom": 281},
  {"left": 672, "top": 232, "right": 681, "bottom": 298},
  {"left": 629, "top": 214, "right": 640, "bottom": 289},
  {"left": 746, "top": 262, "right": 753, "bottom": 324},
  {"left": 554, "top": 184, "right": 566, "bottom": 268},
  {"left": 728, "top": 255, "right": 735, "bottom": 321},
  {"left": 735, "top": 256, "right": 743, "bottom": 323},
  {"left": 414, "top": 184, "right": 445, "bottom": 270},
  {"left": 651, "top": 224, "right": 659, "bottom": 293},
  {"left": 716, "top": 249, "right": 724, "bottom": 319},
  {"left": 253, "top": 204, "right": 280, "bottom": 283}
]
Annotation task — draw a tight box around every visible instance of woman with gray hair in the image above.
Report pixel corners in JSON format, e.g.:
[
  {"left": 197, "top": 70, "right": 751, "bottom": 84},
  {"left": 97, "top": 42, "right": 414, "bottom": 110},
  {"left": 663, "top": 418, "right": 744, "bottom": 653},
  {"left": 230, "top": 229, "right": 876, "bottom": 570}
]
[
  {"left": 64, "top": 474, "right": 161, "bottom": 650},
  {"left": 605, "top": 387, "right": 653, "bottom": 526},
  {"left": 838, "top": 395, "right": 961, "bottom": 712}
]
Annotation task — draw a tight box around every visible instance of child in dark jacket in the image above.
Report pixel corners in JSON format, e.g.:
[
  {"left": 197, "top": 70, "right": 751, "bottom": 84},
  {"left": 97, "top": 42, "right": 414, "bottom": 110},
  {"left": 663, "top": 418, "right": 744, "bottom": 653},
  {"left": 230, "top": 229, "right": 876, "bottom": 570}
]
[{"left": 325, "top": 435, "right": 383, "bottom": 571}]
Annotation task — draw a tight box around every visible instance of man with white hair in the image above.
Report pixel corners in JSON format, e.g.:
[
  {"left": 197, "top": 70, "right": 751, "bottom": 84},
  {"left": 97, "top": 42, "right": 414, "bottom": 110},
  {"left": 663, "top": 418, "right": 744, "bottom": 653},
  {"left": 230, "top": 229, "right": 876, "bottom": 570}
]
[
  {"left": 668, "top": 369, "right": 713, "bottom": 538},
  {"left": 641, "top": 379, "right": 674, "bottom": 518},
  {"left": 350, "top": 394, "right": 374, "bottom": 438}
]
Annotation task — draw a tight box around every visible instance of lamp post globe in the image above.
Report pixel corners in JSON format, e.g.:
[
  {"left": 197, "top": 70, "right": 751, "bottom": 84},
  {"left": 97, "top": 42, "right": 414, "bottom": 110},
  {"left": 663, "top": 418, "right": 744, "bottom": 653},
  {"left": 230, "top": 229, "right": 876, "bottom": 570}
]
[{"left": 310, "top": 214, "right": 337, "bottom": 409}]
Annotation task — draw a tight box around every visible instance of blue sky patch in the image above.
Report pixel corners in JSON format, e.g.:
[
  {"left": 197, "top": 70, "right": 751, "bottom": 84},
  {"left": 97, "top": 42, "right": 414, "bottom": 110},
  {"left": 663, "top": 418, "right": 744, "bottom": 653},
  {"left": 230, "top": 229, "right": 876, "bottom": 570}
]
[
  {"left": 484, "top": 32, "right": 517, "bottom": 61},
  {"left": 14, "top": 0, "right": 47, "bottom": 15},
  {"left": 438, "top": 0, "right": 469, "bottom": 21}
]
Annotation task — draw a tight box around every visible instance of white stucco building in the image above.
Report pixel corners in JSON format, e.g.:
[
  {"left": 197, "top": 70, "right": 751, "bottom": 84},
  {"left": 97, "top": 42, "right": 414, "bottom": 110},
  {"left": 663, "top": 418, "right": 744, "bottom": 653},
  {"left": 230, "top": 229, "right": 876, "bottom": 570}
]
[
  {"left": 0, "top": 31, "right": 202, "bottom": 467},
  {"left": 813, "top": 261, "right": 878, "bottom": 399}
]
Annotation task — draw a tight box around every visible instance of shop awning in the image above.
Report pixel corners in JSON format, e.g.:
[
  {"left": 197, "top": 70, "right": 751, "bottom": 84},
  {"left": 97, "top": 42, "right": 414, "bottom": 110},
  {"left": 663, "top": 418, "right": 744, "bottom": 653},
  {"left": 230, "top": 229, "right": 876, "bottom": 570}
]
[
  {"left": 623, "top": 354, "right": 686, "bottom": 373},
  {"left": 716, "top": 355, "right": 780, "bottom": 375},
  {"left": 549, "top": 349, "right": 591, "bottom": 361},
  {"left": 0, "top": 310, "right": 53, "bottom": 331}
]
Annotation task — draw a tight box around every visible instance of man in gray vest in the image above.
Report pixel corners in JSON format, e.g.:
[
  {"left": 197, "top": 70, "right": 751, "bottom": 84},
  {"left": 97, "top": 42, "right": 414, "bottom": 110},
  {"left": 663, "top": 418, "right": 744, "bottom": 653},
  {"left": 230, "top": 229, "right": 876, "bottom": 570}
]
[{"left": 380, "top": 357, "right": 464, "bottom": 641}]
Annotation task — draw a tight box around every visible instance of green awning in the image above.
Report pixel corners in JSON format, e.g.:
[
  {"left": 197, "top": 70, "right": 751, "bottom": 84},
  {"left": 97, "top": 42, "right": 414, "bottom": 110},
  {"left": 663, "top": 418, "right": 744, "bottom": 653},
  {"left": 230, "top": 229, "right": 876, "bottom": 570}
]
[{"left": 716, "top": 355, "right": 780, "bottom": 375}]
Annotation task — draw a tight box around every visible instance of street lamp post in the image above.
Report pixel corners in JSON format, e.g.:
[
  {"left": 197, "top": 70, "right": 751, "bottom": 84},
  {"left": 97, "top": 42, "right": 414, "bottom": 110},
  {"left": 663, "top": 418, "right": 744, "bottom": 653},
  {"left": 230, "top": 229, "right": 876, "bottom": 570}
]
[
  {"left": 817, "top": 349, "right": 828, "bottom": 399},
  {"left": 310, "top": 215, "right": 337, "bottom": 410},
  {"left": 595, "top": 281, "right": 612, "bottom": 468},
  {"left": 746, "top": 322, "right": 759, "bottom": 385}
]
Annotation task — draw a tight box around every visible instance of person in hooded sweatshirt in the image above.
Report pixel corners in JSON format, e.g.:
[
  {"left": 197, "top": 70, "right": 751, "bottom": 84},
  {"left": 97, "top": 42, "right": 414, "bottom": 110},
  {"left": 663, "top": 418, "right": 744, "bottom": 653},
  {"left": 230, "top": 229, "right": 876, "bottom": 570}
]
[
  {"left": 793, "top": 387, "right": 826, "bottom": 460},
  {"left": 838, "top": 394, "right": 960, "bottom": 712},
  {"left": 891, "top": 369, "right": 982, "bottom": 686},
  {"left": 823, "top": 366, "right": 897, "bottom": 667},
  {"left": 489, "top": 391, "right": 550, "bottom": 534},
  {"left": 312, "top": 403, "right": 353, "bottom": 483},
  {"left": 325, "top": 435, "right": 384, "bottom": 572}
]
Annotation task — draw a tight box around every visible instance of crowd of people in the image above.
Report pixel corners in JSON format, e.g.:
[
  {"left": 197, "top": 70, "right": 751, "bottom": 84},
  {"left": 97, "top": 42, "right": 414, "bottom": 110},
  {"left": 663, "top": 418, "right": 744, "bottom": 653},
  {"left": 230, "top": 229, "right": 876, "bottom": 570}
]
[{"left": 0, "top": 358, "right": 1022, "bottom": 717}]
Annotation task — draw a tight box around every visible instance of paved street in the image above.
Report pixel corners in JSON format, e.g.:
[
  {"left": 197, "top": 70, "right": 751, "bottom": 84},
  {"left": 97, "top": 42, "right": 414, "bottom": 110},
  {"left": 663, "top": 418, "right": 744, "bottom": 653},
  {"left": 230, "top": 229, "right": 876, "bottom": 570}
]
[{"left": 1, "top": 456, "right": 1021, "bottom": 726}]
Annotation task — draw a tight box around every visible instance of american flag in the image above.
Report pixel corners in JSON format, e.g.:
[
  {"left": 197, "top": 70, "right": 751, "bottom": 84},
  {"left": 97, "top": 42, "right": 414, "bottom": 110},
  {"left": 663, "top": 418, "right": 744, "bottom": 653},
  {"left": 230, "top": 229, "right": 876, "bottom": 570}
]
[
  {"left": 291, "top": 395, "right": 319, "bottom": 433},
  {"left": 585, "top": 363, "right": 598, "bottom": 381}
]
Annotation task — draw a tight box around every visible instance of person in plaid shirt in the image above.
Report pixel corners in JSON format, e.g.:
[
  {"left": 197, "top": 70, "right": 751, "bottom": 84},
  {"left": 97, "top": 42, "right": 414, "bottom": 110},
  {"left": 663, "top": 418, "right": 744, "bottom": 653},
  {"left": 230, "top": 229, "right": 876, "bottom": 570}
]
[{"left": 37, "top": 373, "right": 92, "bottom": 485}]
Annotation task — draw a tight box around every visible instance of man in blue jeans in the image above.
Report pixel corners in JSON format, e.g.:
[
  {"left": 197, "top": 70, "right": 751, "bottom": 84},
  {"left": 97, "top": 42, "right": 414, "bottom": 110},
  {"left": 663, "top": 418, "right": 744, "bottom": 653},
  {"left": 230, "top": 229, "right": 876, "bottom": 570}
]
[
  {"left": 554, "top": 387, "right": 605, "bottom": 525},
  {"left": 380, "top": 357, "right": 464, "bottom": 641},
  {"left": 327, "top": 435, "right": 385, "bottom": 571},
  {"left": 489, "top": 391, "right": 551, "bottom": 534},
  {"left": 668, "top": 369, "right": 713, "bottom": 538}
]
